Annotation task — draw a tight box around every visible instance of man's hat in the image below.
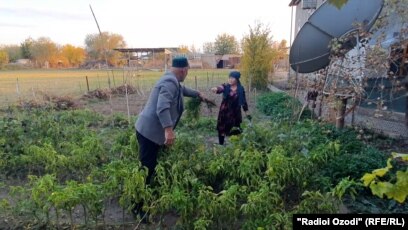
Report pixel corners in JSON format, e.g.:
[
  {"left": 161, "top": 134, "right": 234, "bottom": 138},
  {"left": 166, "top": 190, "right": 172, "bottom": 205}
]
[{"left": 172, "top": 57, "right": 189, "bottom": 68}]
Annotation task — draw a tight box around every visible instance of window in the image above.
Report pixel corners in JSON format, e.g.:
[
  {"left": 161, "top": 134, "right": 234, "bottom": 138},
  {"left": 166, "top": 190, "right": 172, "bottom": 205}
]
[{"left": 302, "top": 0, "right": 317, "bottom": 9}]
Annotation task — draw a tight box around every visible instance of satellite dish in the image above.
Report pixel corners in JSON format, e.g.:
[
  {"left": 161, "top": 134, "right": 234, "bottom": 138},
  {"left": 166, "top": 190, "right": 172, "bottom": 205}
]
[{"left": 290, "top": 0, "right": 384, "bottom": 73}]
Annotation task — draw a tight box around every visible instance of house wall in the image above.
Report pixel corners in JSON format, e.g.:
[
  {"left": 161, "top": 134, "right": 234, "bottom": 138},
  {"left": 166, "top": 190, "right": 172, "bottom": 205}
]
[
  {"left": 289, "top": 0, "right": 407, "bottom": 131},
  {"left": 201, "top": 54, "right": 217, "bottom": 69},
  {"left": 292, "top": 0, "right": 325, "bottom": 37}
]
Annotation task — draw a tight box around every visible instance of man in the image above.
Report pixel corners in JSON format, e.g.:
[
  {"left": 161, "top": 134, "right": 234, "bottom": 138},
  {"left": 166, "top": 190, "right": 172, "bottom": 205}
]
[{"left": 133, "top": 56, "right": 206, "bottom": 221}]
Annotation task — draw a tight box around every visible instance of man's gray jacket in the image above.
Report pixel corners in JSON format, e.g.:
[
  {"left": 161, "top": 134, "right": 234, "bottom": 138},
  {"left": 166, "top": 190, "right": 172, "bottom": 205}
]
[{"left": 135, "top": 71, "right": 199, "bottom": 145}]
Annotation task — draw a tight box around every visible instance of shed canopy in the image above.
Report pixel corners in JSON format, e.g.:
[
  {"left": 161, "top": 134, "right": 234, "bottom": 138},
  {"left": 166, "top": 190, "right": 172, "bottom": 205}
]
[{"left": 113, "top": 48, "right": 178, "bottom": 53}]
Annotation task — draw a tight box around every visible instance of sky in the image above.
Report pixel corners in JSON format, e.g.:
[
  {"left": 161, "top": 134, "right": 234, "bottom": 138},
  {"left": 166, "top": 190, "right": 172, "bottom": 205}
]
[{"left": 0, "top": 0, "right": 294, "bottom": 50}]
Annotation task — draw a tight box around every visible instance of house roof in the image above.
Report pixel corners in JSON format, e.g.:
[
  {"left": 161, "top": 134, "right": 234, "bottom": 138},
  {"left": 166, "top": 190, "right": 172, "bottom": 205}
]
[
  {"left": 289, "top": 0, "right": 301, "bottom": 6},
  {"left": 113, "top": 48, "right": 178, "bottom": 53},
  {"left": 220, "top": 54, "right": 241, "bottom": 60}
]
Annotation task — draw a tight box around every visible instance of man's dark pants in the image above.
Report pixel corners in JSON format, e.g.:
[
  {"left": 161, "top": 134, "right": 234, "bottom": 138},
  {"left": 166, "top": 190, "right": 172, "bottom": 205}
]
[{"left": 133, "top": 131, "right": 160, "bottom": 218}]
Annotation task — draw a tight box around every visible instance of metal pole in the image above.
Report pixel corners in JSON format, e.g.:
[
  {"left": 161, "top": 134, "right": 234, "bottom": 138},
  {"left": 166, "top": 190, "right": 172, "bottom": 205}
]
[
  {"left": 89, "top": 4, "right": 108, "bottom": 68},
  {"left": 288, "top": 5, "right": 295, "bottom": 84},
  {"left": 89, "top": 5, "right": 102, "bottom": 36},
  {"left": 289, "top": 5, "right": 294, "bottom": 48}
]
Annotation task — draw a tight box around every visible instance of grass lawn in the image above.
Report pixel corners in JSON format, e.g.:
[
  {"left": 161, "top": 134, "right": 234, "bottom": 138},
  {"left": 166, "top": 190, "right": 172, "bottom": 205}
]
[{"left": 0, "top": 68, "right": 230, "bottom": 107}]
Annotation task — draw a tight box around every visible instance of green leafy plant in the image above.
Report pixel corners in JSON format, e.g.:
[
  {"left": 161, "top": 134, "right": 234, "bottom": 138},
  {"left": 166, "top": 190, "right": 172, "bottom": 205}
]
[
  {"left": 361, "top": 153, "right": 408, "bottom": 203},
  {"left": 29, "top": 174, "right": 57, "bottom": 225},
  {"left": 257, "top": 92, "right": 308, "bottom": 121},
  {"left": 185, "top": 97, "right": 202, "bottom": 121}
]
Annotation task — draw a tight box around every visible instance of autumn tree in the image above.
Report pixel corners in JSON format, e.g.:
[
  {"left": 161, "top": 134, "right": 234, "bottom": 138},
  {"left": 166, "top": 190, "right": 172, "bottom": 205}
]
[
  {"left": 0, "top": 50, "right": 9, "bottom": 68},
  {"left": 271, "top": 39, "right": 289, "bottom": 70},
  {"left": 214, "top": 33, "right": 240, "bottom": 55},
  {"left": 85, "top": 32, "right": 126, "bottom": 67},
  {"left": 276, "top": 40, "right": 288, "bottom": 60},
  {"left": 1, "top": 45, "right": 22, "bottom": 62},
  {"left": 61, "top": 44, "right": 86, "bottom": 67},
  {"left": 203, "top": 42, "right": 216, "bottom": 54},
  {"left": 241, "top": 23, "right": 274, "bottom": 90},
  {"left": 30, "top": 37, "right": 59, "bottom": 68},
  {"left": 178, "top": 45, "right": 190, "bottom": 54}
]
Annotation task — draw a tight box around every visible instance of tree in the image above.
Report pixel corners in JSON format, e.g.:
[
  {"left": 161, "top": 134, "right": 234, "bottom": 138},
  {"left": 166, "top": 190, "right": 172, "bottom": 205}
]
[
  {"left": 190, "top": 44, "right": 200, "bottom": 54},
  {"left": 85, "top": 32, "right": 126, "bottom": 67},
  {"left": 241, "top": 23, "right": 274, "bottom": 90},
  {"left": 20, "top": 38, "right": 34, "bottom": 59},
  {"left": 0, "top": 50, "right": 9, "bottom": 68},
  {"left": 276, "top": 40, "right": 288, "bottom": 60},
  {"left": 178, "top": 45, "right": 190, "bottom": 54},
  {"left": 61, "top": 44, "right": 86, "bottom": 67},
  {"left": 328, "top": 0, "right": 348, "bottom": 9},
  {"left": 203, "top": 42, "right": 215, "bottom": 54},
  {"left": 214, "top": 33, "right": 239, "bottom": 55},
  {"left": 30, "top": 37, "right": 59, "bottom": 68},
  {"left": 271, "top": 39, "right": 289, "bottom": 70},
  {"left": 1, "top": 45, "right": 22, "bottom": 62}
]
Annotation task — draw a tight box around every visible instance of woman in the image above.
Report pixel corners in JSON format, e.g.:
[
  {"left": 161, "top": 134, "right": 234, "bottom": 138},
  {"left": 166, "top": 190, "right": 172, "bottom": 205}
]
[{"left": 211, "top": 71, "right": 249, "bottom": 145}]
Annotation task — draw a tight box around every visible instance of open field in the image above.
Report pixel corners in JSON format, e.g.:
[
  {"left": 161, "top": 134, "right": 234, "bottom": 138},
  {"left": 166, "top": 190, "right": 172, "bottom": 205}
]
[{"left": 0, "top": 69, "right": 231, "bottom": 108}]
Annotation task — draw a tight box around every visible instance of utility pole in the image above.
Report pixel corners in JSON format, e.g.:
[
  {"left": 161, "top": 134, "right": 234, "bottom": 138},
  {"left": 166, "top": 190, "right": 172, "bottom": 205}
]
[{"left": 89, "top": 5, "right": 108, "bottom": 68}]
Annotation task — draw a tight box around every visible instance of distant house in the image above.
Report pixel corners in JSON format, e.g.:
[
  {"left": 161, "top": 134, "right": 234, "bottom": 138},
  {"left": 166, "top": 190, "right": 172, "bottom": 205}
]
[
  {"left": 201, "top": 54, "right": 217, "bottom": 69},
  {"left": 189, "top": 59, "right": 203, "bottom": 69},
  {"left": 216, "top": 54, "right": 241, "bottom": 69},
  {"left": 15, "top": 59, "right": 31, "bottom": 65}
]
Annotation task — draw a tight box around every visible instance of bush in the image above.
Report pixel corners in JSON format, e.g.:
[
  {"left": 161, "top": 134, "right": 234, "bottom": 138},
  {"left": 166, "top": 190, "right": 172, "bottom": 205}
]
[
  {"left": 257, "top": 92, "right": 310, "bottom": 121},
  {"left": 319, "top": 146, "right": 387, "bottom": 185}
]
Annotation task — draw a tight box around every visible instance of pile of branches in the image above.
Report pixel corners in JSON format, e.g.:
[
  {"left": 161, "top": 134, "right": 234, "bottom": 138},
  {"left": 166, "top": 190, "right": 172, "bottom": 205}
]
[
  {"left": 52, "top": 96, "right": 79, "bottom": 110},
  {"left": 82, "top": 89, "right": 111, "bottom": 100},
  {"left": 110, "top": 84, "right": 137, "bottom": 95},
  {"left": 18, "top": 94, "right": 79, "bottom": 110}
]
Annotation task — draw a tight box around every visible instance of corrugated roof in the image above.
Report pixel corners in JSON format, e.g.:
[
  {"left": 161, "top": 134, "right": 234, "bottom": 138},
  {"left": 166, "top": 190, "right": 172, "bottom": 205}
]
[
  {"left": 113, "top": 48, "right": 178, "bottom": 53},
  {"left": 289, "top": 0, "right": 301, "bottom": 6}
]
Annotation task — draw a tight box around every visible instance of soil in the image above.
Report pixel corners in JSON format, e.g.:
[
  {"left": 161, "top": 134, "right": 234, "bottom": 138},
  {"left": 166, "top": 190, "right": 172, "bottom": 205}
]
[{"left": 1, "top": 73, "right": 405, "bottom": 229}]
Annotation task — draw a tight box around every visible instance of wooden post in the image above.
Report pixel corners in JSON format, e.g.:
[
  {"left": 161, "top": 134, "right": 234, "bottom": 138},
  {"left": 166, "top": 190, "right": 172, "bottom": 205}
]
[
  {"left": 351, "top": 103, "right": 355, "bottom": 126},
  {"left": 31, "top": 87, "right": 37, "bottom": 101},
  {"left": 207, "top": 72, "right": 209, "bottom": 88},
  {"left": 295, "top": 65, "right": 299, "bottom": 97},
  {"left": 125, "top": 83, "right": 130, "bottom": 122},
  {"left": 336, "top": 97, "right": 348, "bottom": 129},
  {"left": 16, "top": 78, "right": 20, "bottom": 97},
  {"left": 111, "top": 69, "right": 115, "bottom": 83},
  {"left": 98, "top": 74, "right": 101, "bottom": 88},
  {"left": 85, "top": 76, "right": 90, "bottom": 92}
]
